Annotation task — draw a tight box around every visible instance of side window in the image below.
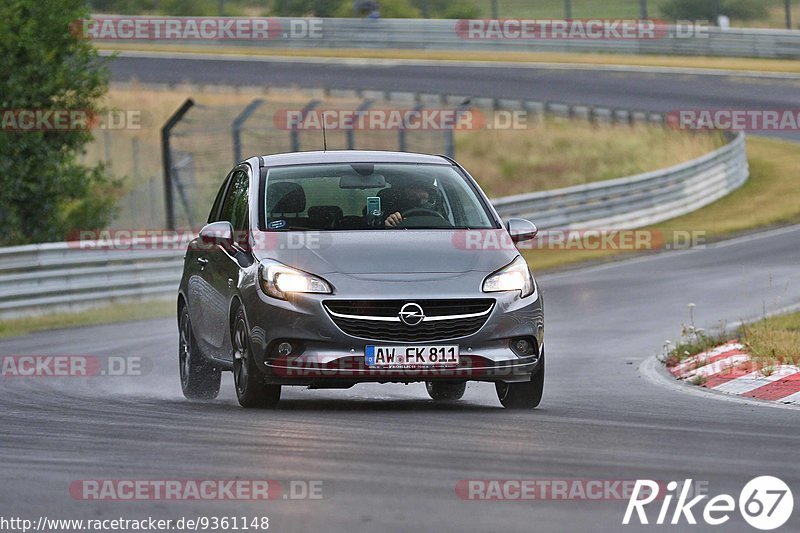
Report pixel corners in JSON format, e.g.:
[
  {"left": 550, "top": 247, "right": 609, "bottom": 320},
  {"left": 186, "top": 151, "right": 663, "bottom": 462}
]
[
  {"left": 218, "top": 170, "right": 250, "bottom": 241},
  {"left": 231, "top": 174, "right": 250, "bottom": 233}
]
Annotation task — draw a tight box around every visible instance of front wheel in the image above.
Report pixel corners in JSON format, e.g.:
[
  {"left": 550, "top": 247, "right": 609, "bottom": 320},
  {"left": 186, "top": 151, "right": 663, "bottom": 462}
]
[
  {"left": 495, "top": 358, "right": 544, "bottom": 409},
  {"left": 232, "top": 307, "right": 281, "bottom": 408},
  {"left": 179, "top": 306, "right": 221, "bottom": 400},
  {"left": 426, "top": 381, "right": 466, "bottom": 401}
]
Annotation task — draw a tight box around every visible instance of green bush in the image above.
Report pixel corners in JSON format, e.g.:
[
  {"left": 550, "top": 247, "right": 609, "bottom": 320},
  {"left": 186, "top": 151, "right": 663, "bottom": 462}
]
[
  {"left": 272, "top": 0, "right": 347, "bottom": 17},
  {"left": 331, "top": 0, "right": 420, "bottom": 18},
  {"left": 660, "top": 0, "right": 768, "bottom": 21},
  {"left": 160, "top": 0, "right": 220, "bottom": 16},
  {"left": 411, "top": 0, "right": 481, "bottom": 19}
]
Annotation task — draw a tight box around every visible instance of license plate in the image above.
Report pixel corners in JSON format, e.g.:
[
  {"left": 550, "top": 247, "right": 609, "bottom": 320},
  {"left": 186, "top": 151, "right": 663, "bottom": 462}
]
[{"left": 365, "top": 345, "right": 459, "bottom": 368}]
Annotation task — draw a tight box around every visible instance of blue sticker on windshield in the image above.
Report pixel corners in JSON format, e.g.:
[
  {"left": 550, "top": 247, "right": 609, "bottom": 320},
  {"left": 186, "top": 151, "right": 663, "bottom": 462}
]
[{"left": 269, "top": 220, "right": 287, "bottom": 229}]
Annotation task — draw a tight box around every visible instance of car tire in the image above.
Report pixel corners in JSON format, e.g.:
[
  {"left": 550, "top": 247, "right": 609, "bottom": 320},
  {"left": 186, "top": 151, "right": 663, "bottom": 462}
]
[
  {"left": 495, "top": 357, "right": 544, "bottom": 409},
  {"left": 232, "top": 307, "right": 281, "bottom": 408},
  {"left": 426, "top": 381, "right": 466, "bottom": 401},
  {"left": 179, "top": 305, "right": 221, "bottom": 400}
]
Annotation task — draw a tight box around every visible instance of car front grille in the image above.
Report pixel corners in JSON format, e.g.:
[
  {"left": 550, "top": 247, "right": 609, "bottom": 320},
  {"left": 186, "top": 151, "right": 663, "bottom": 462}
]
[{"left": 323, "top": 299, "right": 495, "bottom": 342}]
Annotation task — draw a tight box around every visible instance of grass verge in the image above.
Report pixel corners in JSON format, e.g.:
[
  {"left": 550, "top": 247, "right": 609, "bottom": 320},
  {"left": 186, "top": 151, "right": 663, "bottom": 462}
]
[
  {"left": 98, "top": 43, "right": 800, "bottom": 76},
  {"left": 0, "top": 300, "right": 175, "bottom": 339},
  {"left": 663, "top": 309, "right": 800, "bottom": 374},
  {"left": 456, "top": 120, "right": 722, "bottom": 197},
  {"left": 742, "top": 311, "right": 800, "bottom": 367}
]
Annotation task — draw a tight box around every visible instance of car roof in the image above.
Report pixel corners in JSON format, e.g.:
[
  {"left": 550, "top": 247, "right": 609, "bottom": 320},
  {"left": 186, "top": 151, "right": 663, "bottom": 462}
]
[{"left": 258, "top": 150, "right": 451, "bottom": 167}]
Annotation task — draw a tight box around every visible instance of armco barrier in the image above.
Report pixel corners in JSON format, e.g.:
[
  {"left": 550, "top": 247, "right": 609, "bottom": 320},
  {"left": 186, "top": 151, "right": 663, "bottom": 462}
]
[
  {"left": 492, "top": 132, "right": 748, "bottom": 229},
  {"left": 0, "top": 133, "right": 747, "bottom": 318},
  {"left": 98, "top": 17, "right": 800, "bottom": 60}
]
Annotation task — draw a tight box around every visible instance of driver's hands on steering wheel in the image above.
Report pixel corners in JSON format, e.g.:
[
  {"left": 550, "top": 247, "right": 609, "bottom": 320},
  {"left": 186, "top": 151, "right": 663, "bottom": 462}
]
[{"left": 384, "top": 212, "right": 403, "bottom": 227}]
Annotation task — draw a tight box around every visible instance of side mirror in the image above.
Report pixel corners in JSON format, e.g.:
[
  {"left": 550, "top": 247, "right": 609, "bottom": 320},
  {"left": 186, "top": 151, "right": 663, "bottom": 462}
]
[
  {"left": 506, "top": 218, "right": 538, "bottom": 244},
  {"left": 198, "top": 221, "right": 234, "bottom": 248}
]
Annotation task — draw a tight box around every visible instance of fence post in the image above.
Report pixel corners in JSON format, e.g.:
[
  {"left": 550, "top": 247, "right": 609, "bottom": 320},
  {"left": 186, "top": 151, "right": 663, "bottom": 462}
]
[
  {"left": 161, "top": 98, "right": 194, "bottom": 231},
  {"left": 232, "top": 98, "right": 264, "bottom": 164},
  {"left": 348, "top": 99, "right": 374, "bottom": 150},
  {"left": 103, "top": 130, "right": 111, "bottom": 164},
  {"left": 132, "top": 137, "right": 141, "bottom": 180},
  {"left": 444, "top": 98, "right": 471, "bottom": 158},
  {"left": 399, "top": 103, "right": 423, "bottom": 152},
  {"left": 172, "top": 153, "right": 196, "bottom": 229}
]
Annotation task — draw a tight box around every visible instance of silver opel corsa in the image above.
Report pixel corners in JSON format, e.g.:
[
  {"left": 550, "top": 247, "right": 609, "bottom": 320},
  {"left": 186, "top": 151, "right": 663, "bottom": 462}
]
[{"left": 177, "top": 151, "right": 544, "bottom": 409}]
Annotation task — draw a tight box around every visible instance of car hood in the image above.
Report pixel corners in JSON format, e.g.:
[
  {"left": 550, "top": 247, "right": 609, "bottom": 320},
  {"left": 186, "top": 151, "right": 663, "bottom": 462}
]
[{"left": 252, "top": 229, "right": 519, "bottom": 276}]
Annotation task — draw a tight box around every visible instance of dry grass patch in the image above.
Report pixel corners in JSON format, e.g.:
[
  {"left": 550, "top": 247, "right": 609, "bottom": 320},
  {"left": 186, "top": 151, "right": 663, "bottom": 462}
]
[
  {"left": 742, "top": 311, "right": 800, "bottom": 367},
  {"left": 457, "top": 118, "right": 723, "bottom": 196}
]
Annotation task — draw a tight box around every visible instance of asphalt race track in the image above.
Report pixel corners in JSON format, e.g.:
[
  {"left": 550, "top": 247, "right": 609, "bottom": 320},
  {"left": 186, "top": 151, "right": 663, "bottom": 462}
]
[
  {"left": 1, "top": 55, "right": 799, "bottom": 532},
  {"left": 108, "top": 54, "right": 800, "bottom": 140},
  {"left": 2, "top": 225, "right": 799, "bottom": 532}
]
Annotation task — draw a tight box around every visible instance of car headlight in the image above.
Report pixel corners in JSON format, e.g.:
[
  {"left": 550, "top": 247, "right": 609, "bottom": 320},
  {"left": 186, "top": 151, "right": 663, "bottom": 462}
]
[
  {"left": 259, "top": 260, "right": 332, "bottom": 300},
  {"left": 482, "top": 256, "right": 536, "bottom": 298}
]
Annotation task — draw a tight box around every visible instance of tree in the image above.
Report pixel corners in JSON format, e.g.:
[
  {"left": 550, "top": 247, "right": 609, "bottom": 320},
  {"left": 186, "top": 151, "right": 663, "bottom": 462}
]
[{"left": 0, "top": 0, "right": 120, "bottom": 245}]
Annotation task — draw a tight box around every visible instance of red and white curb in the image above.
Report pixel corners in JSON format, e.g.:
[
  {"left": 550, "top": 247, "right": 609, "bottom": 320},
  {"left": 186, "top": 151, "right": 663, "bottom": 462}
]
[{"left": 668, "top": 341, "right": 800, "bottom": 405}]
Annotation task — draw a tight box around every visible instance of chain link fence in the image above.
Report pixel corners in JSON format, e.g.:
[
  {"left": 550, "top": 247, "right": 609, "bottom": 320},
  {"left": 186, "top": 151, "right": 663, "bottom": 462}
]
[{"left": 99, "top": 89, "right": 454, "bottom": 230}]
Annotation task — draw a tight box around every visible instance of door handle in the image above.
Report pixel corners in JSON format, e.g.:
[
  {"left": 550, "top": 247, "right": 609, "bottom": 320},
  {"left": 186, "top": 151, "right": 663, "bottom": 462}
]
[
  {"left": 227, "top": 278, "right": 235, "bottom": 288},
  {"left": 197, "top": 257, "right": 209, "bottom": 266}
]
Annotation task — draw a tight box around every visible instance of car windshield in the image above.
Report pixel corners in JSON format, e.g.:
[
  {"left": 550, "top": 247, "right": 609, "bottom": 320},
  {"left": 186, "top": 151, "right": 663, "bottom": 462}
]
[{"left": 261, "top": 162, "right": 497, "bottom": 231}]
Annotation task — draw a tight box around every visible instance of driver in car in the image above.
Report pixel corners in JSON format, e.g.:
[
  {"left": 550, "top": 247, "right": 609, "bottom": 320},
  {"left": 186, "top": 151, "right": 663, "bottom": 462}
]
[{"left": 384, "top": 183, "right": 438, "bottom": 227}]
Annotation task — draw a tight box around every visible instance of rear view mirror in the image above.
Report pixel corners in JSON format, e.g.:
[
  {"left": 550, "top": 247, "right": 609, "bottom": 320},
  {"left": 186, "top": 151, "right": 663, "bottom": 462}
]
[
  {"left": 339, "top": 173, "right": 386, "bottom": 189},
  {"left": 506, "top": 218, "right": 538, "bottom": 243}
]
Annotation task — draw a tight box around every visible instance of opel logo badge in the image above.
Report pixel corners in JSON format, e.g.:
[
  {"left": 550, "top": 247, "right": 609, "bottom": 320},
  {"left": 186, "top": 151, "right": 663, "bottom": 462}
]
[{"left": 399, "top": 302, "right": 425, "bottom": 326}]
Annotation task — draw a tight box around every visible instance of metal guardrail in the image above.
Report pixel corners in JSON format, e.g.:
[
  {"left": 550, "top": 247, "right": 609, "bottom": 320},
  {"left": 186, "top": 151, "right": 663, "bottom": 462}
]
[
  {"left": 493, "top": 132, "right": 749, "bottom": 229},
  {"left": 0, "top": 131, "right": 748, "bottom": 319},
  {"left": 106, "top": 17, "right": 800, "bottom": 59},
  {"left": 0, "top": 242, "right": 186, "bottom": 318}
]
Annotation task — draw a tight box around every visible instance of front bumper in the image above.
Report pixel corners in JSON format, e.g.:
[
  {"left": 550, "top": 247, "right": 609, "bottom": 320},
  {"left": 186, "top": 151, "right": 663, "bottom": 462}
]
[{"left": 241, "top": 273, "right": 544, "bottom": 385}]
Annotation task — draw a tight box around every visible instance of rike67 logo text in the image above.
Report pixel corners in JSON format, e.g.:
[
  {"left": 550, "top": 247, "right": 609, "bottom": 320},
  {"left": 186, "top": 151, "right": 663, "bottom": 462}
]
[{"left": 624, "top": 477, "right": 793, "bottom": 530}]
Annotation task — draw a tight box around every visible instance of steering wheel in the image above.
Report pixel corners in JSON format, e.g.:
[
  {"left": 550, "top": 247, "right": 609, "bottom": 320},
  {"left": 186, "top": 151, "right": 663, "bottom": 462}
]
[{"left": 401, "top": 208, "right": 447, "bottom": 220}]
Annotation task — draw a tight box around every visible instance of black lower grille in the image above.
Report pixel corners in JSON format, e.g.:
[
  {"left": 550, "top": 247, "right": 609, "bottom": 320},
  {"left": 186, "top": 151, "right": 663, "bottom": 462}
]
[{"left": 324, "top": 299, "right": 494, "bottom": 342}]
